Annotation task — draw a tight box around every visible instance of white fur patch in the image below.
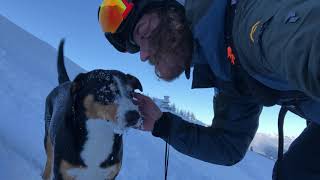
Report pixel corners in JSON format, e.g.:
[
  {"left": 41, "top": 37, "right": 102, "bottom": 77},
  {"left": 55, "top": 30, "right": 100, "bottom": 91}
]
[
  {"left": 67, "top": 166, "right": 116, "bottom": 180},
  {"left": 113, "top": 77, "right": 143, "bottom": 133},
  {"left": 67, "top": 119, "right": 115, "bottom": 179}
]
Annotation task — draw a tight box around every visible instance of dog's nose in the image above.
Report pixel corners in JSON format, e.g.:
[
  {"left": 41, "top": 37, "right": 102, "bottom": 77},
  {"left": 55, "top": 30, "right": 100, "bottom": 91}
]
[{"left": 125, "top": 110, "right": 140, "bottom": 127}]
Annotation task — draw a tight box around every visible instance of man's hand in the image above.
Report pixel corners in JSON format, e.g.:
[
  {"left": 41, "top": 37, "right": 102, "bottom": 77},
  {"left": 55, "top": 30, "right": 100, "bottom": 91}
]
[{"left": 133, "top": 93, "right": 163, "bottom": 131}]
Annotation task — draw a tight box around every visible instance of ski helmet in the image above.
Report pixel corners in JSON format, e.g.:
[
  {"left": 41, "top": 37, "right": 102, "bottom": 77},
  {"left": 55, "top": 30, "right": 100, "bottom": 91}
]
[{"left": 98, "top": 0, "right": 185, "bottom": 53}]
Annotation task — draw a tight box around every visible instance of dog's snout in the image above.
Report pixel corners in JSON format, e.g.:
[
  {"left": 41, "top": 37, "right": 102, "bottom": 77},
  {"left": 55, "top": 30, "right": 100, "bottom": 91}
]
[{"left": 125, "top": 110, "right": 140, "bottom": 127}]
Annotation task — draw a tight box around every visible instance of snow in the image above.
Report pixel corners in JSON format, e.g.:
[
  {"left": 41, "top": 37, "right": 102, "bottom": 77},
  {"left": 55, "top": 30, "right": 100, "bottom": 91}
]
[
  {"left": 118, "top": 130, "right": 274, "bottom": 180},
  {"left": 250, "top": 133, "right": 295, "bottom": 160},
  {"left": 0, "top": 14, "right": 274, "bottom": 180}
]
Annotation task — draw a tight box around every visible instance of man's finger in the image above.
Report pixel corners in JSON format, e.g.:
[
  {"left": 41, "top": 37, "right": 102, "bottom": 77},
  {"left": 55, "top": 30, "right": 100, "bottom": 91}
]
[
  {"left": 132, "top": 98, "right": 139, "bottom": 105},
  {"left": 141, "top": 106, "right": 150, "bottom": 113},
  {"left": 133, "top": 92, "right": 144, "bottom": 99},
  {"left": 142, "top": 115, "right": 150, "bottom": 122},
  {"left": 132, "top": 96, "right": 145, "bottom": 107}
]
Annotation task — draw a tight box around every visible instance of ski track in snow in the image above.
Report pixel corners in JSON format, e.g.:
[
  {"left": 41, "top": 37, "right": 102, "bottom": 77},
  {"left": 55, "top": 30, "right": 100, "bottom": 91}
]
[
  {"left": 0, "top": 48, "right": 5, "bottom": 57},
  {"left": 0, "top": 135, "right": 43, "bottom": 171},
  {"left": 0, "top": 48, "right": 6, "bottom": 66},
  {"left": 0, "top": 135, "right": 42, "bottom": 180}
]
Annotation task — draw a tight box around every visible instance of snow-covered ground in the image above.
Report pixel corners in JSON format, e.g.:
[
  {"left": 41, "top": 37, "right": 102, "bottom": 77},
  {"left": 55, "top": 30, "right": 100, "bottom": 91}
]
[{"left": 0, "top": 14, "right": 274, "bottom": 180}]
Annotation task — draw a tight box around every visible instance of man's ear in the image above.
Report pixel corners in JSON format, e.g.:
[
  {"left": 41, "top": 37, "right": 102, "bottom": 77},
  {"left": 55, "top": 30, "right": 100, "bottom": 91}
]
[{"left": 71, "top": 73, "right": 86, "bottom": 94}]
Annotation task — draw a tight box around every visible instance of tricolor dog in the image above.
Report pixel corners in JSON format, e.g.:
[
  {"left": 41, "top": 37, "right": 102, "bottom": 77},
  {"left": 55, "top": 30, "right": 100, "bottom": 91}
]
[{"left": 42, "top": 40, "right": 143, "bottom": 180}]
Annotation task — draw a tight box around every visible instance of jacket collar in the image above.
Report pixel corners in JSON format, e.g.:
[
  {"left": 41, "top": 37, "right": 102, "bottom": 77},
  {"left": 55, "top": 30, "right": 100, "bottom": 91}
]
[{"left": 185, "top": 0, "right": 230, "bottom": 88}]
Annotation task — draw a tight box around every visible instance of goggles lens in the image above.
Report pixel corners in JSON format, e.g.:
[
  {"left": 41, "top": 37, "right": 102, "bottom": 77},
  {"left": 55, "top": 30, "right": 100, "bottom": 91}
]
[{"left": 99, "top": 0, "right": 133, "bottom": 33}]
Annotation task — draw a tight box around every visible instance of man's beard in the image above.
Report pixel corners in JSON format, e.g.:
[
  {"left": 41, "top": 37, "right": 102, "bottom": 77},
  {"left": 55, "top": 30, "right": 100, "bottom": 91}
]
[
  {"left": 155, "top": 64, "right": 184, "bottom": 82},
  {"left": 148, "top": 52, "right": 186, "bottom": 82}
]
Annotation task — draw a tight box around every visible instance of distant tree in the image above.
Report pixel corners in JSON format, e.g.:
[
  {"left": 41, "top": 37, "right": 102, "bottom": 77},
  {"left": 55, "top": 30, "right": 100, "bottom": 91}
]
[
  {"left": 183, "top": 110, "right": 187, "bottom": 118},
  {"left": 151, "top": 97, "right": 200, "bottom": 123},
  {"left": 178, "top": 110, "right": 183, "bottom": 117},
  {"left": 176, "top": 108, "right": 180, "bottom": 115},
  {"left": 186, "top": 111, "right": 192, "bottom": 120},
  {"left": 190, "top": 113, "right": 196, "bottom": 121},
  {"left": 171, "top": 104, "right": 176, "bottom": 112}
]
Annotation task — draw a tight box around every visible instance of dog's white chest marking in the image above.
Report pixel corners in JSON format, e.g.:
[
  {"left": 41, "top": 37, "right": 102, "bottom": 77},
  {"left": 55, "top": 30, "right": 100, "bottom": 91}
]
[{"left": 67, "top": 119, "right": 115, "bottom": 179}]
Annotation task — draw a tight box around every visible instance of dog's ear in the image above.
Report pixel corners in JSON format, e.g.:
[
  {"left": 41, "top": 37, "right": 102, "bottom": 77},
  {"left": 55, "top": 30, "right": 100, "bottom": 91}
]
[
  {"left": 71, "top": 73, "right": 86, "bottom": 94},
  {"left": 126, "top": 74, "right": 143, "bottom": 92}
]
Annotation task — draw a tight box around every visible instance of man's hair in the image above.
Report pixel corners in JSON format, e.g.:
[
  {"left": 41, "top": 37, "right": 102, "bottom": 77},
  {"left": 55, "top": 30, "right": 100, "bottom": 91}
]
[{"left": 145, "top": 6, "right": 193, "bottom": 80}]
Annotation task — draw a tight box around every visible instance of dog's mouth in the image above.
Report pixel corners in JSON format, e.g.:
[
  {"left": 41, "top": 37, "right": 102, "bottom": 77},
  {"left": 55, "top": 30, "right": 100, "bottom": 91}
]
[
  {"left": 125, "top": 110, "right": 140, "bottom": 127},
  {"left": 126, "top": 111, "right": 144, "bottom": 130},
  {"left": 111, "top": 117, "right": 143, "bottom": 135},
  {"left": 109, "top": 95, "right": 143, "bottom": 134}
]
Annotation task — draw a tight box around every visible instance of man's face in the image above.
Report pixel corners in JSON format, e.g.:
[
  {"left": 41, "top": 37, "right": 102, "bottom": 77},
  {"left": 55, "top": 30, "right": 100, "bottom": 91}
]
[
  {"left": 133, "top": 10, "right": 193, "bottom": 81},
  {"left": 133, "top": 12, "right": 160, "bottom": 61}
]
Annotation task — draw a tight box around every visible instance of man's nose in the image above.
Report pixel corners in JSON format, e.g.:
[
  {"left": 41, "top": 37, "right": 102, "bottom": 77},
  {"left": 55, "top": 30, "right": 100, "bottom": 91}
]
[{"left": 140, "top": 50, "right": 150, "bottom": 61}]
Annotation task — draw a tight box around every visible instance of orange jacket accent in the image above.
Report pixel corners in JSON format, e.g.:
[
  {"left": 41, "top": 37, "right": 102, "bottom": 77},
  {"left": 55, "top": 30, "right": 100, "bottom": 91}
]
[{"left": 227, "top": 46, "right": 236, "bottom": 65}]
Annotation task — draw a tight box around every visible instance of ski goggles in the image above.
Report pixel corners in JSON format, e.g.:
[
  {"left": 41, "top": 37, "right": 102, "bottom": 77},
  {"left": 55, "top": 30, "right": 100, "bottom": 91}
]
[{"left": 99, "top": 0, "right": 134, "bottom": 33}]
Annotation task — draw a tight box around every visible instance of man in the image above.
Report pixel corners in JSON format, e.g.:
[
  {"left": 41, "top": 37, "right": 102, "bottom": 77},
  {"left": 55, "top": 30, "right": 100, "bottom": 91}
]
[{"left": 98, "top": 0, "right": 320, "bottom": 179}]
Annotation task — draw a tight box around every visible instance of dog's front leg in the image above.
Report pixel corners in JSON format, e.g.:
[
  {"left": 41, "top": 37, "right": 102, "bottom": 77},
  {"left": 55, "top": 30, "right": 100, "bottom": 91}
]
[{"left": 42, "top": 135, "right": 53, "bottom": 180}]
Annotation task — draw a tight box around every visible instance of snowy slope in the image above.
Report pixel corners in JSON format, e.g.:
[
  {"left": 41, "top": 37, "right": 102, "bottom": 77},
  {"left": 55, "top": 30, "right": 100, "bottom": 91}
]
[
  {"left": 0, "top": 14, "right": 85, "bottom": 179},
  {"left": 0, "top": 14, "right": 274, "bottom": 180}
]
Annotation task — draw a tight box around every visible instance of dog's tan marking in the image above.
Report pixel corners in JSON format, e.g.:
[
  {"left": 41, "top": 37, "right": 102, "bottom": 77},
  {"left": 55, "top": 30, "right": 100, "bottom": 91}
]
[
  {"left": 106, "top": 163, "right": 122, "bottom": 180},
  {"left": 84, "top": 95, "right": 118, "bottom": 121},
  {"left": 60, "top": 160, "right": 84, "bottom": 180},
  {"left": 42, "top": 136, "right": 53, "bottom": 180}
]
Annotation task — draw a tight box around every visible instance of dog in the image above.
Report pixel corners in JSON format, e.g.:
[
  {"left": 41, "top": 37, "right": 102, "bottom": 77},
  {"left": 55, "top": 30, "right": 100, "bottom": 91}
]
[{"left": 42, "top": 40, "right": 143, "bottom": 180}]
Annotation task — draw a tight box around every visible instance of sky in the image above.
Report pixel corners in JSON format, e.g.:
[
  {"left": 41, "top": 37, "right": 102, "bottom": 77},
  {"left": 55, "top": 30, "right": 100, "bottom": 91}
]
[{"left": 0, "top": 0, "right": 307, "bottom": 137}]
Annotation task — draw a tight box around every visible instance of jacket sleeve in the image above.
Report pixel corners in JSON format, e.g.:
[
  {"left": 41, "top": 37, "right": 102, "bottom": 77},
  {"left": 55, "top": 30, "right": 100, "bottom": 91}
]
[{"left": 152, "top": 92, "right": 262, "bottom": 166}]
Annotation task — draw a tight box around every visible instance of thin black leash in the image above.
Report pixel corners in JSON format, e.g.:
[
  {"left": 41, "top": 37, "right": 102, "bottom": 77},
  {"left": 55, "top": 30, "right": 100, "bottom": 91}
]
[
  {"left": 164, "top": 140, "right": 170, "bottom": 180},
  {"left": 275, "top": 106, "right": 288, "bottom": 180}
]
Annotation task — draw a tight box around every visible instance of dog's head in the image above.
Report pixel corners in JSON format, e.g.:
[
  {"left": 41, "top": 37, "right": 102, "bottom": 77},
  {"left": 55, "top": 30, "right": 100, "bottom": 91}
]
[{"left": 71, "top": 69, "right": 143, "bottom": 133}]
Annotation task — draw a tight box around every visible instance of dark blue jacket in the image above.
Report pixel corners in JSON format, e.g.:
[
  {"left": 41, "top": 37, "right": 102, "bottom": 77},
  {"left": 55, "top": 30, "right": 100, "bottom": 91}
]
[{"left": 152, "top": 0, "right": 320, "bottom": 166}]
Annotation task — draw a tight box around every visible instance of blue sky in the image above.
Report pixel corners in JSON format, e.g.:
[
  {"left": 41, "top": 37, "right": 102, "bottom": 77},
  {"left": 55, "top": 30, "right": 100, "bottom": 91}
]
[{"left": 0, "top": 0, "right": 307, "bottom": 137}]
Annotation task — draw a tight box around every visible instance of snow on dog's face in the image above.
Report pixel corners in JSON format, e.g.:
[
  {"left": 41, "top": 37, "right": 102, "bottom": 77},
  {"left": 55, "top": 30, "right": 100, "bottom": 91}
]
[{"left": 71, "top": 70, "right": 143, "bottom": 133}]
